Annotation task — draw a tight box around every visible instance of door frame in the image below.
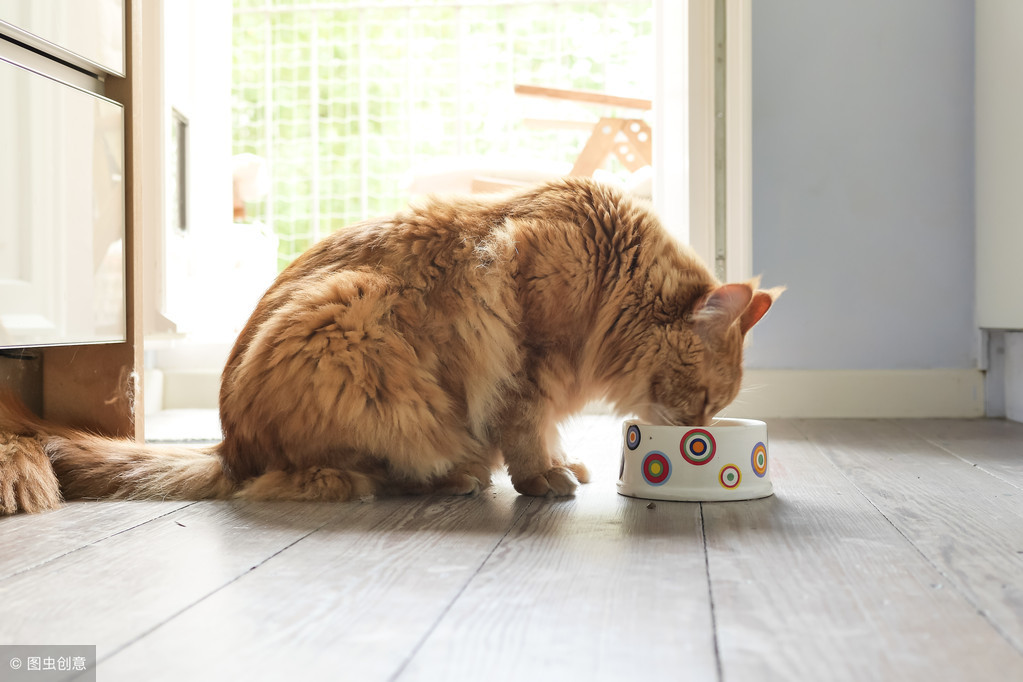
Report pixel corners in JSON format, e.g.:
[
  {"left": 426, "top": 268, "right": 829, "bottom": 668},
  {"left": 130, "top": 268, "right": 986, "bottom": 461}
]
[{"left": 654, "top": 0, "right": 751, "bottom": 284}]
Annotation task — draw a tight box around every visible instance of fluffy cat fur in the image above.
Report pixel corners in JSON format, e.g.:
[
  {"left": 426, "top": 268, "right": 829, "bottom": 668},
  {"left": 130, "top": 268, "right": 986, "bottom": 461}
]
[{"left": 0, "top": 178, "right": 780, "bottom": 514}]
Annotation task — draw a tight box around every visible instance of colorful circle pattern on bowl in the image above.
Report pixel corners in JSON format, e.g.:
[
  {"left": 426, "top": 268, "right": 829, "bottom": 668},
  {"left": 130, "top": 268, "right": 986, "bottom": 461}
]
[
  {"left": 641, "top": 451, "right": 672, "bottom": 486},
  {"left": 751, "top": 442, "right": 768, "bottom": 477},
  {"left": 617, "top": 419, "right": 773, "bottom": 502},
  {"left": 680, "top": 428, "right": 716, "bottom": 465}
]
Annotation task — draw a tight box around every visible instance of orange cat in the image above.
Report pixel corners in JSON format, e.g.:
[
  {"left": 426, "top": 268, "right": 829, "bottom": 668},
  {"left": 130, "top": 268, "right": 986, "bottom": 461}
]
[{"left": 0, "top": 178, "right": 779, "bottom": 514}]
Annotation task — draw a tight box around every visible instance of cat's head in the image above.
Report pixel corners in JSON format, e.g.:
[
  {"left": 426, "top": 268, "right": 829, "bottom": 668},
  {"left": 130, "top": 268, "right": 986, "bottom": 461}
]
[{"left": 639, "top": 281, "right": 781, "bottom": 426}]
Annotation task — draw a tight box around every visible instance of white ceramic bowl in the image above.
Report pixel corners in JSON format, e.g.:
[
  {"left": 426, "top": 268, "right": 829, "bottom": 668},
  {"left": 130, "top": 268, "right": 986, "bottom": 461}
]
[{"left": 616, "top": 418, "right": 773, "bottom": 502}]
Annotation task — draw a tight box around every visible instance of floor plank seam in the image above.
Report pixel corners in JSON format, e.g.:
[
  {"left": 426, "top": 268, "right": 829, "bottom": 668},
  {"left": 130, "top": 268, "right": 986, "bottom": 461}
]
[
  {"left": 905, "top": 431, "right": 1023, "bottom": 493},
  {"left": 699, "top": 503, "right": 724, "bottom": 682},
  {"left": 0, "top": 501, "right": 200, "bottom": 584},
  {"left": 101, "top": 501, "right": 202, "bottom": 541},
  {"left": 849, "top": 480, "right": 1023, "bottom": 656},
  {"left": 94, "top": 511, "right": 336, "bottom": 669},
  {"left": 794, "top": 421, "right": 1023, "bottom": 658},
  {"left": 387, "top": 496, "right": 538, "bottom": 682}
]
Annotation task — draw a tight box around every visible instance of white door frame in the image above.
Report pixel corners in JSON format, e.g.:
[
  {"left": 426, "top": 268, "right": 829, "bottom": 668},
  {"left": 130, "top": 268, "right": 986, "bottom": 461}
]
[{"left": 654, "top": 0, "right": 752, "bottom": 284}]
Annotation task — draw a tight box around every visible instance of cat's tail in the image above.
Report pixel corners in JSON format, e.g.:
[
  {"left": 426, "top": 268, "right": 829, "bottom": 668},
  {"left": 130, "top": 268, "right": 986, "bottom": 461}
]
[
  {"left": 0, "top": 393, "right": 234, "bottom": 509},
  {"left": 46, "top": 434, "right": 234, "bottom": 502}
]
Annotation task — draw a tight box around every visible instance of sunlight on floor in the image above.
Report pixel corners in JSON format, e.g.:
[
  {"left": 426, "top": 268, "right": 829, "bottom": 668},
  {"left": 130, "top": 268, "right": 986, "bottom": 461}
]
[{"left": 146, "top": 409, "right": 221, "bottom": 444}]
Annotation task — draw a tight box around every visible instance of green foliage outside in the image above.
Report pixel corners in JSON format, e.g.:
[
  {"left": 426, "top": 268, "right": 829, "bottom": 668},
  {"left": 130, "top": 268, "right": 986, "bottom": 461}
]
[{"left": 232, "top": 0, "right": 653, "bottom": 271}]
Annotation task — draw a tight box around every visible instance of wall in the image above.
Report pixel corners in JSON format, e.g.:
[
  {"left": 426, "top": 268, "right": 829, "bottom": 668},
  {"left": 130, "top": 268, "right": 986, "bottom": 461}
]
[
  {"left": 141, "top": 0, "right": 236, "bottom": 340},
  {"left": 746, "top": 0, "right": 976, "bottom": 374},
  {"left": 162, "top": 0, "right": 238, "bottom": 334}
]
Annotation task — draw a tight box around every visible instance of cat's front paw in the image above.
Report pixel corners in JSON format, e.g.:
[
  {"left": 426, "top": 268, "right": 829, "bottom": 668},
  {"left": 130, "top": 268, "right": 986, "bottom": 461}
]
[
  {"left": 564, "top": 460, "right": 590, "bottom": 484},
  {"left": 512, "top": 466, "right": 579, "bottom": 497}
]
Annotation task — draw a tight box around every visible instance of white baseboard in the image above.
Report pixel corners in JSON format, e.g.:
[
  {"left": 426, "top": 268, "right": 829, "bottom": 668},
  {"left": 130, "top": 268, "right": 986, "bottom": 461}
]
[
  {"left": 155, "top": 368, "right": 987, "bottom": 420},
  {"left": 719, "top": 369, "right": 985, "bottom": 419}
]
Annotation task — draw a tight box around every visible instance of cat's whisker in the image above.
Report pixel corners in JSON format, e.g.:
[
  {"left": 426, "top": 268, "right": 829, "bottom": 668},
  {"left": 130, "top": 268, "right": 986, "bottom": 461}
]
[{"left": 652, "top": 405, "right": 684, "bottom": 427}]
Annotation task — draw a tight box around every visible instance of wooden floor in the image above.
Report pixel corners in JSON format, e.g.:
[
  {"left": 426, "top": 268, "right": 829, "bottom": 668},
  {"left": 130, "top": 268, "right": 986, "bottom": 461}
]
[{"left": 2, "top": 417, "right": 1023, "bottom": 681}]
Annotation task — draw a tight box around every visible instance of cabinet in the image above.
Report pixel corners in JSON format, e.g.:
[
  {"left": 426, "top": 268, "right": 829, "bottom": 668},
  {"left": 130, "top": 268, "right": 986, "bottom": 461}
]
[
  {"left": 0, "top": 57, "right": 125, "bottom": 347},
  {"left": 0, "top": 0, "right": 142, "bottom": 438},
  {"left": 0, "top": 0, "right": 125, "bottom": 76},
  {"left": 976, "top": 0, "right": 1023, "bottom": 329}
]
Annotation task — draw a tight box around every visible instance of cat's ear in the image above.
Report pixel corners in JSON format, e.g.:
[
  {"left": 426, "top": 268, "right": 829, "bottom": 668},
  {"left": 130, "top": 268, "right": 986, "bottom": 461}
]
[
  {"left": 692, "top": 283, "right": 754, "bottom": 334},
  {"left": 692, "top": 281, "right": 784, "bottom": 337},
  {"left": 739, "top": 286, "right": 784, "bottom": 335}
]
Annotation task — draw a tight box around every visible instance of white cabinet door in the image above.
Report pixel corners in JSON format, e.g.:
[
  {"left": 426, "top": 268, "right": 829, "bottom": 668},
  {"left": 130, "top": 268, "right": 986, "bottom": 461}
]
[
  {"left": 0, "top": 0, "right": 125, "bottom": 76},
  {"left": 0, "top": 57, "right": 125, "bottom": 348}
]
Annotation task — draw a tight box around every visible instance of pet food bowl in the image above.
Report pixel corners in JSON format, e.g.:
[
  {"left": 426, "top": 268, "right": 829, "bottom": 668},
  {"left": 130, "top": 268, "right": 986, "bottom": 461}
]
[{"left": 617, "top": 418, "right": 773, "bottom": 502}]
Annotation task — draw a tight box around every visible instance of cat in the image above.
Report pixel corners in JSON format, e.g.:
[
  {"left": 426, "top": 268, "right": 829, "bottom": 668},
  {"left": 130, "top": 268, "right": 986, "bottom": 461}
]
[{"left": 0, "top": 177, "right": 780, "bottom": 514}]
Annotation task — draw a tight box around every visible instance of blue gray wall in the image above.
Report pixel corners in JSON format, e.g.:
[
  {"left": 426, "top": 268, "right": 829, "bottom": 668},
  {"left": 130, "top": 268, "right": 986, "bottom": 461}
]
[{"left": 746, "top": 0, "right": 976, "bottom": 370}]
